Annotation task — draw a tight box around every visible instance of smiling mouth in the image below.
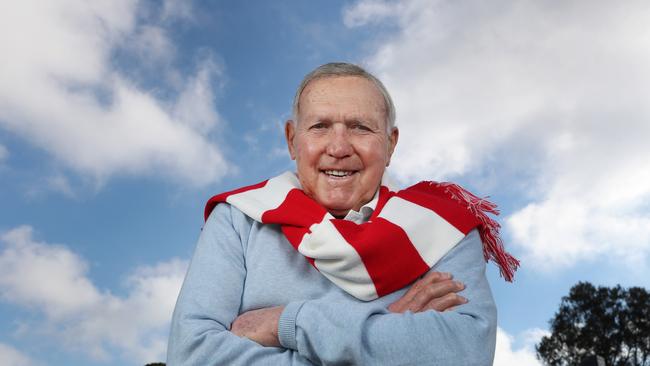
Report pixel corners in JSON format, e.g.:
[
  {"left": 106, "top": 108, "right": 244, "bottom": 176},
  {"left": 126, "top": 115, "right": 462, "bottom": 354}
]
[{"left": 322, "top": 169, "right": 358, "bottom": 178}]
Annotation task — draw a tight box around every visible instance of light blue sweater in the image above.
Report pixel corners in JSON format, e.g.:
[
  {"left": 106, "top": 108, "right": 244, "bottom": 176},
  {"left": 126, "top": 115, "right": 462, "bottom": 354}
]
[{"left": 167, "top": 203, "right": 497, "bottom": 365}]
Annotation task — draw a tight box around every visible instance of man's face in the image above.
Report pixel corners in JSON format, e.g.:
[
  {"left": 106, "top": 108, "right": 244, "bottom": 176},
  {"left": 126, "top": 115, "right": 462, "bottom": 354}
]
[{"left": 285, "top": 76, "right": 398, "bottom": 217}]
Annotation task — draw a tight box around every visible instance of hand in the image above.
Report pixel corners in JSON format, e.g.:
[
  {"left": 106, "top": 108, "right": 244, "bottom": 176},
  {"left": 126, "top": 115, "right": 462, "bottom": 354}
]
[
  {"left": 388, "top": 271, "right": 467, "bottom": 313},
  {"left": 231, "top": 306, "right": 284, "bottom": 347}
]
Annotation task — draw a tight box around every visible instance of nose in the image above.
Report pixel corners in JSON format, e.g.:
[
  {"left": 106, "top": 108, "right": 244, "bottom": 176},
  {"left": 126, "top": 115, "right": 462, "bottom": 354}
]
[{"left": 325, "top": 125, "right": 353, "bottom": 158}]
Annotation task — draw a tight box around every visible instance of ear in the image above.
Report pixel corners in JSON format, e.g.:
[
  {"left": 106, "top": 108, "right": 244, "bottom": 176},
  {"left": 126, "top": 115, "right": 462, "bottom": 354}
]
[
  {"left": 285, "top": 120, "right": 297, "bottom": 160},
  {"left": 386, "top": 127, "right": 399, "bottom": 167}
]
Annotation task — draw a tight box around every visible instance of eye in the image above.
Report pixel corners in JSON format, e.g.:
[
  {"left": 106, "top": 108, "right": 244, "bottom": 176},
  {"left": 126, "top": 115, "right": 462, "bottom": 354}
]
[
  {"left": 309, "top": 121, "right": 327, "bottom": 130},
  {"left": 351, "top": 122, "right": 372, "bottom": 131}
]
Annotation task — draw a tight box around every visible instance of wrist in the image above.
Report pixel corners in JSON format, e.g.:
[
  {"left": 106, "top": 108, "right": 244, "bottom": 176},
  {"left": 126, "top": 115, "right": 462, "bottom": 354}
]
[{"left": 278, "top": 301, "right": 306, "bottom": 350}]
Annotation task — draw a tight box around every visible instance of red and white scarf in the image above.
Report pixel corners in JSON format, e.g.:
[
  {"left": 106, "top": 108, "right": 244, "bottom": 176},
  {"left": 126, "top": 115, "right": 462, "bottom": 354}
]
[{"left": 205, "top": 171, "right": 519, "bottom": 301}]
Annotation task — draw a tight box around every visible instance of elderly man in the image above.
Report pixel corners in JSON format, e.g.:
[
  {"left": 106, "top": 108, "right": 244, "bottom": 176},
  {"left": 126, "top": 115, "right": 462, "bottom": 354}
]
[{"left": 167, "top": 63, "right": 518, "bottom": 365}]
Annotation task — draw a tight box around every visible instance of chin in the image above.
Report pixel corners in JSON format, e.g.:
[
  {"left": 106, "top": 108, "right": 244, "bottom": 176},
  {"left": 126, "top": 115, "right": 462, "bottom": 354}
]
[
  {"left": 323, "top": 201, "right": 356, "bottom": 215},
  {"left": 313, "top": 189, "right": 360, "bottom": 213}
]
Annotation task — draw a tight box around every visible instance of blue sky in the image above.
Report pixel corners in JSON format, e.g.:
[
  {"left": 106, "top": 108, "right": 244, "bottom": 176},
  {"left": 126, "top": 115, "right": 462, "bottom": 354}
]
[{"left": 1, "top": 1, "right": 649, "bottom": 365}]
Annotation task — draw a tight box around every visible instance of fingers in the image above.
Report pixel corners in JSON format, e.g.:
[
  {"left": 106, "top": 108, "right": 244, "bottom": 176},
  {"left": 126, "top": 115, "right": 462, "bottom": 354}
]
[
  {"left": 388, "top": 272, "right": 467, "bottom": 313},
  {"left": 398, "top": 271, "right": 452, "bottom": 311},
  {"left": 389, "top": 272, "right": 452, "bottom": 312},
  {"left": 427, "top": 292, "right": 468, "bottom": 312},
  {"left": 407, "top": 280, "right": 465, "bottom": 313}
]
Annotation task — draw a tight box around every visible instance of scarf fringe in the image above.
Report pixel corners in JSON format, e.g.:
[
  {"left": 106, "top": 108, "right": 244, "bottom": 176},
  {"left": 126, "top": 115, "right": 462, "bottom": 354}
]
[{"left": 432, "top": 182, "right": 520, "bottom": 282}]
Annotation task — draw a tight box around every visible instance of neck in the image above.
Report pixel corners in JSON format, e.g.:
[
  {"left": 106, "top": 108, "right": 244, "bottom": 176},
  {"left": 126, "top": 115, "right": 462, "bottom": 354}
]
[{"left": 328, "top": 210, "right": 349, "bottom": 219}]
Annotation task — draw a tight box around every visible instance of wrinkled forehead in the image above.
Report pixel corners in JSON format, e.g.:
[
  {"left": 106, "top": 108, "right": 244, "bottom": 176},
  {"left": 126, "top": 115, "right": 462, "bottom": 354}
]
[{"left": 297, "top": 76, "right": 387, "bottom": 124}]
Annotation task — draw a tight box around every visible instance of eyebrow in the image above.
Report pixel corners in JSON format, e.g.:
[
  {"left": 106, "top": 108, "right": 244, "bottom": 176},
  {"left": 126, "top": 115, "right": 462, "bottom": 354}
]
[
  {"left": 304, "top": 115, "right": 379, "bottom": 129},
  {"left": 345, "top": 119, "right": 365, "bottom": 127},
  {"left": 345, "top": 118, "right": 379, "bottom": 128}
]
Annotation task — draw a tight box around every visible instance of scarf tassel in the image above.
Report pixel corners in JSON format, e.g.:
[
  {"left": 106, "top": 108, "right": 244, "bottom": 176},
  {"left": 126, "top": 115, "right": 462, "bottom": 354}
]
[{"left": 434, "top": 182, "right": 520, "bottom": 282}]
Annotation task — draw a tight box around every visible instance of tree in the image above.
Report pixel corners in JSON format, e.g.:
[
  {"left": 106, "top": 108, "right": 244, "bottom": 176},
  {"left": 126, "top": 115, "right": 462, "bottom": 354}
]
[{"left": 537, "top": 282, "right": 650, "bottom": 366}]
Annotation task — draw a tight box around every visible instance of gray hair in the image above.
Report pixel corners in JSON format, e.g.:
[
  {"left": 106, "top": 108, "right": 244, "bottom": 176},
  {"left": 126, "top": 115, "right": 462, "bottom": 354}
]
[{"left": 291, "top": 62, "right": 396, "bottom": 133}]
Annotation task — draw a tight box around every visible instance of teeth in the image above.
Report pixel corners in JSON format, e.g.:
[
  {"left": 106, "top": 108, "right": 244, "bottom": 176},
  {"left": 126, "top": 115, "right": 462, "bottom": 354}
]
[{"left": 324, "top": 170, "right": 354, "bottom": 177}]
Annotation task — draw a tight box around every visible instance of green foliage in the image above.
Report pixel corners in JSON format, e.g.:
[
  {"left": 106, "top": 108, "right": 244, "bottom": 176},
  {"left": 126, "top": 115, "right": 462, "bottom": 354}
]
[{"left": 537, "top": 282, "right": 650, "bottom": 366}]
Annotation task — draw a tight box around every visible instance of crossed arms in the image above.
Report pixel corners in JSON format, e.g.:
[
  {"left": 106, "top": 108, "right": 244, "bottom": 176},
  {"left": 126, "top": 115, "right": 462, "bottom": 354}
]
[{"left": 167, "top": 204, "right": 497, "bottom": 365}]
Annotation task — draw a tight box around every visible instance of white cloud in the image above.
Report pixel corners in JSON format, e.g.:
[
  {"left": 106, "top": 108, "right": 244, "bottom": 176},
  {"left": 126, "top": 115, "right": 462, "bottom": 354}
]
[
  {"left": 0, "top": 226, "right": 102, "bottom": 319},
  {"left": 494, "top": 327, "right": 546, "bottom": 366},
  {"left": 0, "top": 225, "right": 187, "bottom": 364},
  {"left": 344, "top": 0, "right": 650, "bottom": 271},
  {"left": 127, "top": 25, "right": 176, "bottom": 66},
  {"left": 0, "top": 0, "right": 229, "bottom": 187},
  {"left": 173, "top": 59, "right": 224, "bottom": 134},
  {"left": 343, "top": 1, "right": 401, "bottom": 27},
  {"left": 0, "top": 343, "right": 34, "bottom": 366}
]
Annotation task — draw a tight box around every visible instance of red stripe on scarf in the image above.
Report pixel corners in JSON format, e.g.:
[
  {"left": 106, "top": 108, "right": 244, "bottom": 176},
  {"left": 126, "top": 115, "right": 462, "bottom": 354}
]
[
  {"left": 370, "top": 186, "right": 396, "bottom": 220},
  {"left": 262, "top": 189, "right": 327, "bottom": 228},
  {"left": 204, "top": 180, "right": 269, "bottom": 221},
  {"left": 281, "top": 225, "right": 316, "bottom": 267},
  {"left": 332, "top": 218, "right": 430, "bottom": 297},
  {"left": 263, "top": 189, "right": 327, "bottom": 253},
  {"left": 396, "top": 182, "right": 478, "bottom": 234}
]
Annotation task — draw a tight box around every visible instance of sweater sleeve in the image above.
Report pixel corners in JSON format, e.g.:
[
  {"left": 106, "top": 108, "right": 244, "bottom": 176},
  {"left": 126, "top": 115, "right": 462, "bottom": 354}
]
[
  {"left": 277, "top": 229, "right": 497, "bottom": 366},
  {"left": 167, "top": 204, "right": 314, "bottom": 366}
]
